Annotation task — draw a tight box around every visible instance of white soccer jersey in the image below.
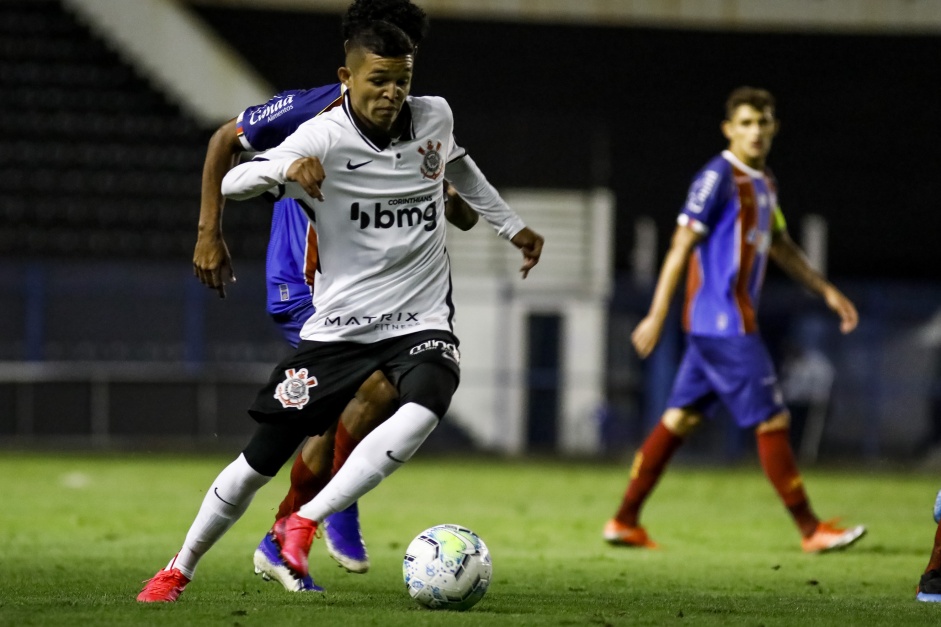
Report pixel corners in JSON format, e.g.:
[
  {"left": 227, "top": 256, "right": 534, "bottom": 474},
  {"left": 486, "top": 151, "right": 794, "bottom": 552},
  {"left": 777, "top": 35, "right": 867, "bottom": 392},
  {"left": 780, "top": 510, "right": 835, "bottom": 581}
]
[{"left": 222, "top": 93, "right": 525, "bottom": 344}]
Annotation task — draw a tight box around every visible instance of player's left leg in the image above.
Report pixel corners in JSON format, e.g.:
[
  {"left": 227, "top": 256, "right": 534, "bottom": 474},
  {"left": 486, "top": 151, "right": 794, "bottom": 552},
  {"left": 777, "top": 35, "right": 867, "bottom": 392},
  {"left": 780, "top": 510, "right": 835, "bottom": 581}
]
[
  {"left": 137, "top": 421, "right": 307, "bottom": 602},
  {"left": 754, "top": 411, "right": 865, "bottom": 553},
  {"left": 917, "top": 517, "right": 941, "bottom": 601},
  {"left": 698, "top": 333, "right": 865, "bottom": 554},
  {"left": 276, "top": 357, "right": 458, "bottom": 580}
]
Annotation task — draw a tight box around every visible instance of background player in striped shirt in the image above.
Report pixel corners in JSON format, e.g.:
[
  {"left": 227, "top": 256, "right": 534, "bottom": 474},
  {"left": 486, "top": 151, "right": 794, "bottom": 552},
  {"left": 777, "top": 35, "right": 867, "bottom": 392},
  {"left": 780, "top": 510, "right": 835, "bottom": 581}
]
[
  {"left": 604, "top": 87, "right": 866, "bottom": 554},
  {"left": 192, "top": 0, "right": 477, "bottom": 590},
  {"left": 139, "top": 20, "right": 543, "bottom": 602}
]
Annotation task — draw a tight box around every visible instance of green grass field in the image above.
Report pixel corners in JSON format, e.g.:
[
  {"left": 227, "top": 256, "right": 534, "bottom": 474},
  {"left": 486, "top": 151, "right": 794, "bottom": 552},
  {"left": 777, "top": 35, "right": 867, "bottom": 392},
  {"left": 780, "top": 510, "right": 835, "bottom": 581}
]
[{"left": 1, "top": 451, "right": 939, "bottom": 626}]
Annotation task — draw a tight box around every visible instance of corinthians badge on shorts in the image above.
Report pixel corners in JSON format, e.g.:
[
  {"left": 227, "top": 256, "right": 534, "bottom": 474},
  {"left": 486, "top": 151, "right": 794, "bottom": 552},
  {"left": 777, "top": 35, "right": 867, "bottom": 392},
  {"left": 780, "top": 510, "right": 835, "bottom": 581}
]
[
  {"left": 274, "top": 367, "right": 318, "bottom": 410},
  {"left": 418, "top": 140, "right": 443, "bottom": 180}
]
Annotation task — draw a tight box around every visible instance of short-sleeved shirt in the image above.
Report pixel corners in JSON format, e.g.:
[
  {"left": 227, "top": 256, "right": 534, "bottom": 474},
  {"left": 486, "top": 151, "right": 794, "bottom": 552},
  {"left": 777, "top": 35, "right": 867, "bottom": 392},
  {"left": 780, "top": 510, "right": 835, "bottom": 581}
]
[
  {"left": 678, "top": 150, "right": 786, "bottom": 336},
  {"left": 236, "top": 85, "right": 344, "bottom": 325}
]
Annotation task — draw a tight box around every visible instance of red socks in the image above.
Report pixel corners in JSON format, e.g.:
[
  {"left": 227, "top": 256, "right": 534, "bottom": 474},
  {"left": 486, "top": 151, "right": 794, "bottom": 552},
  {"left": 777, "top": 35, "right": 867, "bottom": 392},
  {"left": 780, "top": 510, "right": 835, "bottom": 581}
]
[
  {"left": 273, "top": 422, "right": 364, "bottom": 522},
  {"left": 275, "top": 451, "right": 330, "bottom": 520},
  {"left": 614, "top": 422, "right": 684, "bottom": 527},
  {"left": 332, "top": 421, "right": 361, "bottom": 478},
  {"left": 756, "top": 428, "right": 818, "bottom": 537}
]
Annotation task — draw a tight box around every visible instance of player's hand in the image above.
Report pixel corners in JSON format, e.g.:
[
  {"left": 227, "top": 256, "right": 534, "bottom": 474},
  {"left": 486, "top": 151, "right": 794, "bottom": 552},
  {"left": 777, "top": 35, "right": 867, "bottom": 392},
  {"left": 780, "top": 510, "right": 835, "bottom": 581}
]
[
  {"left": 823, "top": 285, "right": 858, "bottom": 334},
  {"left": 193, "top": 232, "right": 236, "bottom": 298},
  {"left": 631, "top": 315, "right": 664, "bottom": 359},
  {"left": 510, "top": 227, "right": 544, "bottom": 279},
  {"left": 286, "top": 157, "right": 326, "bottom": 201}
]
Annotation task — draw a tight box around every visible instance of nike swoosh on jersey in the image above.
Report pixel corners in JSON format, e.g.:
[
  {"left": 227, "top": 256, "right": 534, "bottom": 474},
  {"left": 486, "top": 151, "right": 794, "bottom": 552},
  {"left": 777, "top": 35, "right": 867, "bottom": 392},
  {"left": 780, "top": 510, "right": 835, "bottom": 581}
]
[
  {"left": 386, "top": 450, "right": 406, "bottom": 463},
  {"left": 346, "top": 159, "right": 373, "bottom": 170}
]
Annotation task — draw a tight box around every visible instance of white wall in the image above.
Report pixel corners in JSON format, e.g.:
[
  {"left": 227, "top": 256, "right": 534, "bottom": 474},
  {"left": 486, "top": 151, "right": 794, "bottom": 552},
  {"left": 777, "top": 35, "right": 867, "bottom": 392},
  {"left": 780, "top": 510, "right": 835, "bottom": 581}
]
[{"left": 446, "top": 188, "right": 614, "bottom": 454}]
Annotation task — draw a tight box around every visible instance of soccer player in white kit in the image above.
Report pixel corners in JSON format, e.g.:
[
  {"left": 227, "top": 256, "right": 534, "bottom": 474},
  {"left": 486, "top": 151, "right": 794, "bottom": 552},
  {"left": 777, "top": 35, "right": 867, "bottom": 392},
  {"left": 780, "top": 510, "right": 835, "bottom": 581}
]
[{"left": 137, "top": 20, "right": 543, "bottom": 602}]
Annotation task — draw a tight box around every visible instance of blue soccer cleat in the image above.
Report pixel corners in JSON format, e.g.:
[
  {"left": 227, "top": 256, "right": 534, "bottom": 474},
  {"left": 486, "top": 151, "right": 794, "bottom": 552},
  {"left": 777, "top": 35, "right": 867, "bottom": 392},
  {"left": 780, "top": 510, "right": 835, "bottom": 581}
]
[
  {"left": 253, "top": 532, "right": 323, "bottom": 592},
  {"left": 933, "top": 489, "right": 941, "bottom": 524},
  {"left": 324, "top": 502, "right": 370, "bottom": 573}
]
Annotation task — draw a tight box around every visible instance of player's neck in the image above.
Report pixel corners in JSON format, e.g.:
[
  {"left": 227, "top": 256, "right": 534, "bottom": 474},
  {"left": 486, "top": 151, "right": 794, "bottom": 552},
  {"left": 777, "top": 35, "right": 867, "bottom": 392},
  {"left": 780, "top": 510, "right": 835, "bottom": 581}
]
[
  {"left": 728, "top": 147, "right": 766, "bottom": 171},
  {"left": 349, "top": 106, "right": 405, "bottom": 149}
]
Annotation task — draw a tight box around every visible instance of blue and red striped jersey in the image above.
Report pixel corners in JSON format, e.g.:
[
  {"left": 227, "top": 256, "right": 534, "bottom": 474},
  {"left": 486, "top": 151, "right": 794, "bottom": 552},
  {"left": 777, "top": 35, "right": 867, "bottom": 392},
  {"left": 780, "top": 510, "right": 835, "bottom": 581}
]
[
  {"left": 235, "top": 85, "right": 343, "bottom": 317},
  {"left": 677, "top": 150, "right": 786, "bottom": 336}
]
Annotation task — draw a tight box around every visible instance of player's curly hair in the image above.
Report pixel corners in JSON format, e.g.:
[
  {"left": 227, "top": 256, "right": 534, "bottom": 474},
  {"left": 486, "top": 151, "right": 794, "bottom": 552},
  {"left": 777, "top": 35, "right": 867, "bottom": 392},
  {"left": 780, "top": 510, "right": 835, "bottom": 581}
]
[
  {"left": 346, "top": 20, "right": 415, "bottom": 58},
  {"left": 342, "top": 0, "right": 429, "bottom": 46},
  {"left": 725, "top": 86, "right": 775, "bottom": 120}
]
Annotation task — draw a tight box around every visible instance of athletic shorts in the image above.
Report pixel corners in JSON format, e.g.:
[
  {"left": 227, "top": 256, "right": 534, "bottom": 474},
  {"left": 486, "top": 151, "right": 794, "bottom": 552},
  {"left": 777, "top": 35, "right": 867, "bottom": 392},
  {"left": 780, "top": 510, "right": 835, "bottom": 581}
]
[
  {"left": 269, "top": 300, "right": 316, "bottom": 348},
  {"left": 666, "top": 333, "right": 787, "bottom": 429},
  {"left": 248, "top": 329, "right": 460, "bottom": 435}
]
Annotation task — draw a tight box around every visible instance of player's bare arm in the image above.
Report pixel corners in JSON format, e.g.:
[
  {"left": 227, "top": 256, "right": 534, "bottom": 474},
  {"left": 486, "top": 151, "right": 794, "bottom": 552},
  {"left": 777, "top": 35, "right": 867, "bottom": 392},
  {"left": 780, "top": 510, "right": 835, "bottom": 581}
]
[
  {"left": 510, "top": 228, "right": 544, "bottom": 278},
  {"left": 194, "top": 117, "right": 242, "bottom": 298},
  {"left": 769, "top": 229, "right": 858, "bottom": 334},
  {"left": 286, "top": 157, "right": 326, "bottom": 201},
  {"left": 444, "top": 182, "right": 478, "bottom": 231},
  {"left": 632, "top": 225, "right": 701, "bottom": 358}
]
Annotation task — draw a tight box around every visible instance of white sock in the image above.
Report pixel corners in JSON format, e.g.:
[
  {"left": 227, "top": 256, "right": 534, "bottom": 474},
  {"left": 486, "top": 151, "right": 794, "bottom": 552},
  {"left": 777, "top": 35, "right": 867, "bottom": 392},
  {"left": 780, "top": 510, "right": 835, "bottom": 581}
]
[
  {"left": 297, "top": 402, "right": 438, "bottom": 522},
  {"left": 170, "top": 453, "right": 272, "bottom": 578}
]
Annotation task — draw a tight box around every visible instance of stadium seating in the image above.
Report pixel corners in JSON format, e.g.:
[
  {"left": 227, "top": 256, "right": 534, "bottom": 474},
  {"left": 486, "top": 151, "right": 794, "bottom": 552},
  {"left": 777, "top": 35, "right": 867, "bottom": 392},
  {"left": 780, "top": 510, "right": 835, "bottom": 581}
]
[{"left": 0, "top": 0, "right": 270, "bottom": 260}]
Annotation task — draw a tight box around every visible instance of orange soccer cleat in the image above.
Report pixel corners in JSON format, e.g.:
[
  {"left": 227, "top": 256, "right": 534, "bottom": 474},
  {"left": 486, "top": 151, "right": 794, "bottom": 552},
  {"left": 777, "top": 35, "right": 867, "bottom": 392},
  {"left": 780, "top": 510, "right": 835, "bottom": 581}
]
[
  {"left": 801, "top": 519, "right": 866, "bottom": 554},
  {"left": 602, "top": 519, "right": 658, "bottom": 548}
]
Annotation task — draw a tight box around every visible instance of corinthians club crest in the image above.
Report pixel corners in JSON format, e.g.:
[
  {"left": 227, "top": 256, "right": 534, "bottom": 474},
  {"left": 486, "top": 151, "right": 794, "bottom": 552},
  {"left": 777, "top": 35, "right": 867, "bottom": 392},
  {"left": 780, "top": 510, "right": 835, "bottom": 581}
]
[
  {"left": 274, "top": 367, "right": 318, "bottom": 410},
  {"left": 417, "top": 140, "right": 443, "bottom": 180}
]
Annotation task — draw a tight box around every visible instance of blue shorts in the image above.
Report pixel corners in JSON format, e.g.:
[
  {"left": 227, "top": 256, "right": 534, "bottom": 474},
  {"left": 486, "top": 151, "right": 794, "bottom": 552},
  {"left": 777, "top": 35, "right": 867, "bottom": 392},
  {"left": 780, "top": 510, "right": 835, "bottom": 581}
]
[
  {"left": 269, "top": 300, "right": 315, "bottom": 348},
  {"left": 666, "top": 334, "right": 787, "bottom": 429}
]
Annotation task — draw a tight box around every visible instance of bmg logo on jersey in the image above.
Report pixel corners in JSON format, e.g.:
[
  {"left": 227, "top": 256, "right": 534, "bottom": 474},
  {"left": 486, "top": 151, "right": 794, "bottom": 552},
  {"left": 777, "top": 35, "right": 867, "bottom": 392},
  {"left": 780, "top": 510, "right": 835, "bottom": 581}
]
[{"left": 350, "top": 199, "right": 437, "bottom": 231}]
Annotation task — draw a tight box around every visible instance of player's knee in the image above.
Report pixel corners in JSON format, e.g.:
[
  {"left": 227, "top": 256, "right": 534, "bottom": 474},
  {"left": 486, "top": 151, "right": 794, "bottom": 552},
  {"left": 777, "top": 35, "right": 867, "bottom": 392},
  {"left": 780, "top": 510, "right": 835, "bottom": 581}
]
[
  {"left": 397, "top": 363, "right": 458, "bottom": 419},
  {"left": 355, "top": 371, "right": 398, "bottom": 405},
  {"left": 662, "top": 409, "right": 701, "bottom": 436},
  {"left": 343, "top": 372, "right": 399, "bottom": 433},
  {"left": 756, "top": 411, "right": 790, "bottom": 434},
  {"left": 350, "top": 371, "right": 398, "bottom": 418},
  {"left": 242, "top": 423, "right": 307, "bottom": 477}
]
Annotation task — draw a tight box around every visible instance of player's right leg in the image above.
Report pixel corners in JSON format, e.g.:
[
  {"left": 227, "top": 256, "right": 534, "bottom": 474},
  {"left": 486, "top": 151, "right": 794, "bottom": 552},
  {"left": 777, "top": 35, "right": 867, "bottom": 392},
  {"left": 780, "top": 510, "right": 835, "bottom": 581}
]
[
  {"left": 322, "top": 371, "right": 398, "bottom": 573},
  {"left": 138, "top": 422, "right": 306, "bottom": 602},
  {"left": 603, "top": 408, "right": 700, "bottom": 548}
]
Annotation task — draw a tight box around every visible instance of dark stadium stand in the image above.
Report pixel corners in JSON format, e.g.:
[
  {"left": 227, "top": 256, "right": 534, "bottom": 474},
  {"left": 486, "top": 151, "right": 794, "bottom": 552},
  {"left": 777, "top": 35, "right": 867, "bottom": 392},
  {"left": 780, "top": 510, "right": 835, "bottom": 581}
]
[{"left": 0, "top": 0, "right": 269, "bottom": 260}]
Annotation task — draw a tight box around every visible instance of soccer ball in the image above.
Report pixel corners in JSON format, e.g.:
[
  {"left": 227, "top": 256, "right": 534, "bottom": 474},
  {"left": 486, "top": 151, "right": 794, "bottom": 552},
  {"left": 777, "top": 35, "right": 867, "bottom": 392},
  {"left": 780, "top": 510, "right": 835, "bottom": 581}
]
[{"left": 402, "top": 523, "right": 492, "bottom": 611}]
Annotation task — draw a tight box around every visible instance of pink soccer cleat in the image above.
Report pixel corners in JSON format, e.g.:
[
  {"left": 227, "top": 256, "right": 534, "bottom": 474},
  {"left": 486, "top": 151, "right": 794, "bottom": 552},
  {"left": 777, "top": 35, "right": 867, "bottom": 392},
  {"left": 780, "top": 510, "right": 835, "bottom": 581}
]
[
  {"left": 272, "top": 512, "right": 319, "bottom": 579},
  {"left": 137, "top": 567, "right": 190, "bottom": 603}
]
